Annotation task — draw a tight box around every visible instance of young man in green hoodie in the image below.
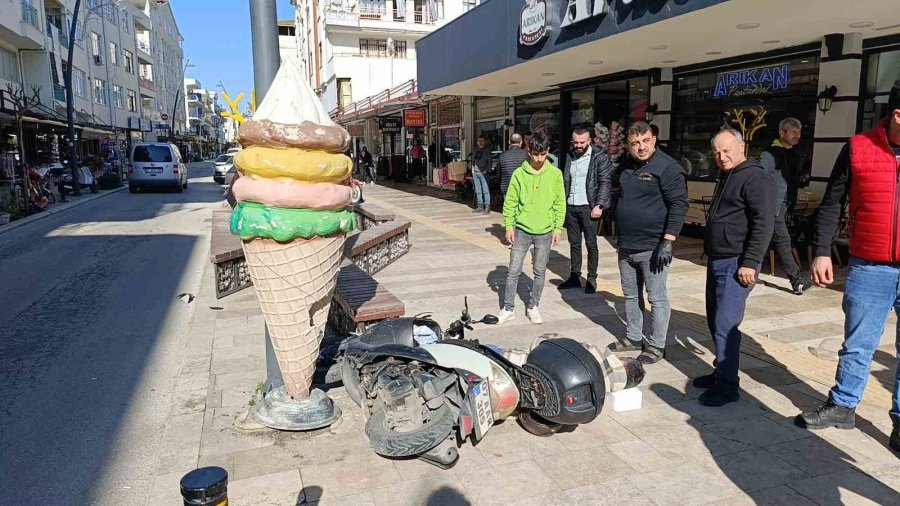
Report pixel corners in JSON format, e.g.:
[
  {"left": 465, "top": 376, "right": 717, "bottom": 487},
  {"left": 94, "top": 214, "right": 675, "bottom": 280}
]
[{"left": 498, "top": 132, "right": 566, "bottom": 325}]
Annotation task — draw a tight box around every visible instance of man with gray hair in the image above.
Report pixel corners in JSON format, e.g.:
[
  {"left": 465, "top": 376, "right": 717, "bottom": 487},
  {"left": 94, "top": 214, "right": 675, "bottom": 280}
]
[
  {"left": 695, "top": 128, "right": 774, "bottom": 406},
  {"left": 760, "top": 118, "right": 813, "bottom": 294},
  {"left": 499, "top": 133, "right": 529, "bottom": 199}
]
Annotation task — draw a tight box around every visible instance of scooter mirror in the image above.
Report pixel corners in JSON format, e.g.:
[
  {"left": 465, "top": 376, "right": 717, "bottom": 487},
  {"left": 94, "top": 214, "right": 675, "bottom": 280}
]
[{"left": 481, "top": 315, "right": 499, "bottom": 325}]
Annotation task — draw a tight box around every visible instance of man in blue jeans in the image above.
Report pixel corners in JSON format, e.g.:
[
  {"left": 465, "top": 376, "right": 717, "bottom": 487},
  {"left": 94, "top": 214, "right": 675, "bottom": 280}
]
[
  {"left": 472, "top": 136, "right": 492, "bottom": 215},
  {"left": 796, "top": 82, "right": 900, "bottom": 454},
  {"left": 694, "top": 129, "right": 774, "bottom": 406}
]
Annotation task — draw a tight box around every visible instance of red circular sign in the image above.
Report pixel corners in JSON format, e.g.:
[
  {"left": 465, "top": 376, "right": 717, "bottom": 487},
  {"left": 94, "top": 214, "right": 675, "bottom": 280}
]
[{"left": 161, "top": 113, "right": 169, "bottom": 120}]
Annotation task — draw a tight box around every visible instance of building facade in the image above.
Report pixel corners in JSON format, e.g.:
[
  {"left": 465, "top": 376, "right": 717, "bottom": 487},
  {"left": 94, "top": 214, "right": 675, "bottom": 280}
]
[
  {"left": 0, "top": 0, "right": 184, "bottom": 176},
  {"left": 183, "top": 77, "right": 224, "bottom": 159},
  {"left": 416, "top": 0, "right": 900, "bottom": 220}
]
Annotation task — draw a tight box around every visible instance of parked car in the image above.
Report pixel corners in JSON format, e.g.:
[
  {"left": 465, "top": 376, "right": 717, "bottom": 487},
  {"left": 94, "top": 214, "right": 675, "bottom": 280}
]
[
  {"left": 128, "top": 142, "right": 188, "bottom": 193},
  {"left": 213, "top": 154, "right": 235, "bottom": 184},
  {"left": 226, "top": 147, "right": 242, "bottom": 155}
]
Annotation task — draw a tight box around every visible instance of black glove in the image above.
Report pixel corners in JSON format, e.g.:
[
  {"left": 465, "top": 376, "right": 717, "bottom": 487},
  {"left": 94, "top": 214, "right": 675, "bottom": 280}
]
[{"left": 651, "top": 239, "right": 674, "bottom": 272}]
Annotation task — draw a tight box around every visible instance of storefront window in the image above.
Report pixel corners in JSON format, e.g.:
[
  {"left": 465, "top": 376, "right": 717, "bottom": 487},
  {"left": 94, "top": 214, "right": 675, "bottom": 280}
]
[
  {"left": 515, "top": 91, "right": 560, "bottom": 157},
  {"left": 438, "top": 127, "right": 460, "bottom": 165},
  {"left": 671, "top": 56, "right": 819, "bottom": 181},
  {"left": 862, "top": 48, "right": 900, "bottom": 130}
]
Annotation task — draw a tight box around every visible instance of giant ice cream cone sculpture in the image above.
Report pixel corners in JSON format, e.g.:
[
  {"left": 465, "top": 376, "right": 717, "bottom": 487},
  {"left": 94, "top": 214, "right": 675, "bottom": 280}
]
[{"left": 230, "top": 57, "right": 355, "bottom": 399}]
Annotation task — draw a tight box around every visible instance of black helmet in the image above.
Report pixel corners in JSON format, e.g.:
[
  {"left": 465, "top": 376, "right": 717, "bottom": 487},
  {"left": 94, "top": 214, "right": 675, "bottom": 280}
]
[{"left": 523, "top": 338, "right": 607, "bottom": 425}]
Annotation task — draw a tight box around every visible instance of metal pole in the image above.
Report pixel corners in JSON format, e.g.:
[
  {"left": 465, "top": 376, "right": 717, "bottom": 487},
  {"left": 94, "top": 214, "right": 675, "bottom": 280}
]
[
  {"left": 249, "top": 0, "right": 284, "bottom": 394},
  {"left": 249, "top": 0, "right": 280, "bottom": 103},
  {"left": 65, "top": 0, "right": 82, "bottom": 197}
]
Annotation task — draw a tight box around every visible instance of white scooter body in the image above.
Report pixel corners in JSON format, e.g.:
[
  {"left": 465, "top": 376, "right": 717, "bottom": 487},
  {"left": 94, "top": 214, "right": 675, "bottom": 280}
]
[{"left": 419, "top": 342, "right": 520, "bottom": 420}]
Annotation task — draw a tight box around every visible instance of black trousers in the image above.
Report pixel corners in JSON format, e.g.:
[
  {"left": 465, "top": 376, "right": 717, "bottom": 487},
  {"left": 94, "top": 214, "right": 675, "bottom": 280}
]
[
  {"left": 565, "top": 205, "right": 599, "bottom": 281},
  {"left": 772, "top": 202, "right": 801, "bottom": 280}
]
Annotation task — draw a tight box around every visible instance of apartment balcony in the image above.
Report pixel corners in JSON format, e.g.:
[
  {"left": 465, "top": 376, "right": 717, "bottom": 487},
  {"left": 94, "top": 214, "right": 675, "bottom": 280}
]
[
  {"left": 323, "top": 3, "right": 436, "bottom": 32},
  {"left": 11, "top": 0, "right": 44, "bottom": 48},
  {"left": 139, "top": 76, "right": 157, "bottom": 93}
]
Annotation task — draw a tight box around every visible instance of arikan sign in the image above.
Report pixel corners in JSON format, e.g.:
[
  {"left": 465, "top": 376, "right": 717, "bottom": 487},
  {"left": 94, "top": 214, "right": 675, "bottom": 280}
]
[
  {"left": 559, "top": 0, "right": 636, "bottom": 27},
  {"left": 519, "top": 0, "right": 548, "bottom": 46},
  {"left": 403, "top": 108, "right": 427, "bottom": 128},
  {"left": 713, "top": 64, "right": 790, "bottom": 98}
]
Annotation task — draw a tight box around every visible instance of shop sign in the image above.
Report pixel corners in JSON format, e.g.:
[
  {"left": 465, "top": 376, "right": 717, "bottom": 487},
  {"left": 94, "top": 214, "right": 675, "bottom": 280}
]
[
  {"left": 153, "top": 122, "right": 171, "bottom": 130},
  {"left": 519, "top": 0, "right": 548, "bottom": 46},
  {"left": 404, "top": 108, "right": 427, "bottom": 128},
  {"left": 713, "top": 64, "right": 790, "bottom": 98},
  {"left": 380, "top": 117, "right": 402, "bottom": 133},
  {"left": 559, "top": 0, "right": 622, "bottom": 27}
]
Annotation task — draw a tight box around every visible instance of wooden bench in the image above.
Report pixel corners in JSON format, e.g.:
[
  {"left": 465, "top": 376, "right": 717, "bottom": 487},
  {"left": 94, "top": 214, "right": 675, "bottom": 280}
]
[
  {"left": 343, "top": 219, "right": 411, "bottom": 275},
  {"left": 328, "top": 261, "right": 405, "bottom": 335},
  {"left": 355, "top": 202, "right": 395, "bottom": 231},
  {"left": 210, "top": 208, "right": 253, "bottom": 299}
]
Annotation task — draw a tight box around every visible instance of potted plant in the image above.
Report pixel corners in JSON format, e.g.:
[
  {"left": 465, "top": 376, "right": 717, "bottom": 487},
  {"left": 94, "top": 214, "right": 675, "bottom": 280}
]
[{"left": 0, "top": 194, "right": 20, "bottom": 225}]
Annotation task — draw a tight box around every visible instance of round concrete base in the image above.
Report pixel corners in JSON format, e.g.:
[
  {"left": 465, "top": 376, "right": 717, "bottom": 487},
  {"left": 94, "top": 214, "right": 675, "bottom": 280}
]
[{"left": 250, "top": 386, "right": 341, "bottom": 431}]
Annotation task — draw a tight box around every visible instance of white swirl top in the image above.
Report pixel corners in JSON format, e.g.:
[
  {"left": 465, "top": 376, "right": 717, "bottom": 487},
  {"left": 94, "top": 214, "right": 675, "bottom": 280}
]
[{"left": 252, "top": 56, "right": 335, "bottom": 127}]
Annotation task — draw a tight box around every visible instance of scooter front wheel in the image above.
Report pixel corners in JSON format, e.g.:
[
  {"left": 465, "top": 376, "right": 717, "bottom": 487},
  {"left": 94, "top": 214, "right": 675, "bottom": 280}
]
[
  {"left": 365, "top": 403, "right": 455, "bottom": 458},
  {"left": 517, "top": 411, "right": 564, "bottom": 437}
]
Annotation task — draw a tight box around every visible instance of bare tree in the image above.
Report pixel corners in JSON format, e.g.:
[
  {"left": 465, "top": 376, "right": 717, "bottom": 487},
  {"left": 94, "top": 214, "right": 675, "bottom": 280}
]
[{"left": 5, "top": 83, "right": 43, "bottom": 210}]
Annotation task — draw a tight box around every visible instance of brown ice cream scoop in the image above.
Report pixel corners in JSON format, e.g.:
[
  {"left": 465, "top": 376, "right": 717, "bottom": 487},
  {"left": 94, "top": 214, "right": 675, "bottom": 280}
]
[{"left": 238, "top": 119, "right": 350, "bottom": 153}]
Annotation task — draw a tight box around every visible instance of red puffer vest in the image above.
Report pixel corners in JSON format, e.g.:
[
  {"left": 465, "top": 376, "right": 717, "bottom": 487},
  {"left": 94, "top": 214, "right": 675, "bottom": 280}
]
[{"left": 849, "top": 119, "right": 900, "bottom": 262}]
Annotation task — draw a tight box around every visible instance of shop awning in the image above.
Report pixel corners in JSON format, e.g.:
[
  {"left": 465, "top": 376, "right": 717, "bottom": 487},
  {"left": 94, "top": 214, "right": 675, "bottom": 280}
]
[
  {"left": 417, "top": 0, "right": 900, "bottom": 96},
  {"left": 330, "top": 80, "right": 423, "bottom": 123}
]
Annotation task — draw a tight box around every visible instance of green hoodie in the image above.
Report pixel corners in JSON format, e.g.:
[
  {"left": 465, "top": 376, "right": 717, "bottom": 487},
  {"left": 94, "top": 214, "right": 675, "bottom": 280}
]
[{"left": 503, "top": 160, "right": 566, "bottom": 235}]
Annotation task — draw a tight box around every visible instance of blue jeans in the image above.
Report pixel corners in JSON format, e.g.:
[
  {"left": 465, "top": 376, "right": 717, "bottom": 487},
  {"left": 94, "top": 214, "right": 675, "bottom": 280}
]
[
  {"left": 472, "top": 170, "right": 490, "bottom": 207},
  {"left": 504, "top": 229, "right": 551, "bottom": 311},
  {"left": 706, "top": 256, "right": 756, "bottom": 387},
  {"left": 619, "top": 249, "right": 671, "bottom": 350},
  {"left": 830, "top": 256, "right": 900, "bottom": 417}
]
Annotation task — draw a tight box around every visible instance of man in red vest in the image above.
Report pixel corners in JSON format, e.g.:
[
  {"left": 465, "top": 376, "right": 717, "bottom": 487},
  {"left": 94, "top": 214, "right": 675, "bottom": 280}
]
[{"left": 796, "top": 81, "right": 900, "bottom": 454}]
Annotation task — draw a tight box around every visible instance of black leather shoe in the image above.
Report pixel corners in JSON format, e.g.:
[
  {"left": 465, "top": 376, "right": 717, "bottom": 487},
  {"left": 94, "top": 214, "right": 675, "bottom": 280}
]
[
  {"left": 890, "top": 415, "right": 900, "bottom": 453},
  {"left": 584, "top": 281, "right": 596, "bottom": 294},
  {"left": 558, "top": 275, "right": 581, "bottom": 290},
  {"left": 791, "top": 276, "right": 814, "bottom": 295},
  {"left": 698, "top": 384, "right": 740, "bottom": 406},
  {"left": 692, "top": 373, "right": 717, "bottom": 389},
  {"left": 794, "top": 398, "right": 856, "bottom": 430}
]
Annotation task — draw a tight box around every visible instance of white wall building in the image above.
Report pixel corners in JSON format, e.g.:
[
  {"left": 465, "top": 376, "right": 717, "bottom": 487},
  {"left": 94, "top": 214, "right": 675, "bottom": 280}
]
[
  {"left": 297, "top": 0, "right": 472, "bottom": 113},
  {"left": 184, "top": 77, "right": 224, "bottom": 157}
]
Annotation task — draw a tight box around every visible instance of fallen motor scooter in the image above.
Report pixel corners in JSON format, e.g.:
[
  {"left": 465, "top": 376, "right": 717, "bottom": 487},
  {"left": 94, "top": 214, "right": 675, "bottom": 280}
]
[{"left": 339, "top": 298, "right": 645, "bottom": 468}]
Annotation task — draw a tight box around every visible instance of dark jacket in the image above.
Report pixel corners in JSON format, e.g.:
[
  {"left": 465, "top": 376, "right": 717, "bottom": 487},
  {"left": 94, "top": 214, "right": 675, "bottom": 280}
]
[
  {"left": 472, "top": 147, "right": 492, "bottom": 173},
  {"left": 759, "top": 140, "right": 799, "bottom": 209},
  {"left": 563, "top": 146, "right": 612, "bottom": 210},
  {"left": 499, "top": 146, "right": 529, "bottom": 195},
  {"left": 615, "top": 150, "right": 688, "bottom": 251},
  {"left": 704, "top": 158, "right": 775, "bottom": 268}
]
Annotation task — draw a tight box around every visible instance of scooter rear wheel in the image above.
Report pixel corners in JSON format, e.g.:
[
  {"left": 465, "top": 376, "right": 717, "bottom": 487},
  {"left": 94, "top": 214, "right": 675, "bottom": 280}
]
[{"left": 365, "top": 403, "right": 455, "bottom": 458}]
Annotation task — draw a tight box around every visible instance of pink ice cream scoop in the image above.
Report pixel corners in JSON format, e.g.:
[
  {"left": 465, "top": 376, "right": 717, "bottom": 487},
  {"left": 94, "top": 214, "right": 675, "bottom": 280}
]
[{"left": 231, "top": 175, "right": 352, "bottom": 210}]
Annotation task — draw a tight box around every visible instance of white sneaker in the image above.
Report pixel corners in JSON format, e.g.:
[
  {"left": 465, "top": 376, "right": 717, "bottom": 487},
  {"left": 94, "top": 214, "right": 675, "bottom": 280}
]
[
  {"left": 526, "top": 306, "right": 543, "bottom": 324},
  {"left": 497, "top": 308, "right": 515, "bottom": 324}
]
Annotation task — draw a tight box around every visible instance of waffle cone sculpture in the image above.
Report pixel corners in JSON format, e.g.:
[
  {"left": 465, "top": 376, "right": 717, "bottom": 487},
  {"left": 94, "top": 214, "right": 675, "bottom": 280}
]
[{"left": 231, "top": 57, "right": 355, "bottom": 398}]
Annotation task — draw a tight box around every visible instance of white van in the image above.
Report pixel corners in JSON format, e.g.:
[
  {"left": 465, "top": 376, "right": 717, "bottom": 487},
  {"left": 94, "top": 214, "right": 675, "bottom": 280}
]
[{"left": 128, "top": 142, "right": 187, "bottom": 193}]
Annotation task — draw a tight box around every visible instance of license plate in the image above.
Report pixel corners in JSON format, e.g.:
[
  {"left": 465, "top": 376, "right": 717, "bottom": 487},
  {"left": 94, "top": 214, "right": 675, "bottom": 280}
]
[
  {"left": 469, "top": 379, "right": 493, "bottom": 440},
  {"left": 144, "top": 167, "right": 162, "bottom": 173}
]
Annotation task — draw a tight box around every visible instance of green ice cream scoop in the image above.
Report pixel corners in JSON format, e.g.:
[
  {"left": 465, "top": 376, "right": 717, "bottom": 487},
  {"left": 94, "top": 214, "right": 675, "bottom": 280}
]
[{"left": 230, "top": 201, "right": 356, "bottom": 241}]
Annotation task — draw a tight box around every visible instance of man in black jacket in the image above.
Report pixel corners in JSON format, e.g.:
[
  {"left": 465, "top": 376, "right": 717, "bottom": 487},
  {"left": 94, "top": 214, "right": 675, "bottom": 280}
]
[
  {"left": 695, "top": 128, "right": 775, "bottom": 406},
  {"left": 760, "top": 118, "right": 813, "bottom": 294},
  {"left": 558, "top": 127, "right": 612, "bottom": 293},
  {"left": 607, "top": 122, "right": 687, "bottom": 364}
]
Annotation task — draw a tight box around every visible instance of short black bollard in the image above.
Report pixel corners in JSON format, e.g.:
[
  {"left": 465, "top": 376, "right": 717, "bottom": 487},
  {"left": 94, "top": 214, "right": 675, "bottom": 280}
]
[{"left": 180, "top": 466, "right": 228, "bottom": 506}]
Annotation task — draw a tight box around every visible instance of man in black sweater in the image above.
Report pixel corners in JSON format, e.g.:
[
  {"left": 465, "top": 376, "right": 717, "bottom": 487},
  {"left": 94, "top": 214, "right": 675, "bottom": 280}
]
[
  {"left": 558, "top": 127, "right": 613, "bottom": 294},
  {"left": 695, "top": 128, "right": 775, "bottom": 406},
  {"left": 607, "top": 122, "right": 687, "bottom": 364}
]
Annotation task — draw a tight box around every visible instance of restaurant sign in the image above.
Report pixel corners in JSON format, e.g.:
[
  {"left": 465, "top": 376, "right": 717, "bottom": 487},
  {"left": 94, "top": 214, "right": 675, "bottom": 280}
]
[
  {"left": 519, "top": 0, "right": 548, "bottom": 46},
  {"left": 404, "top": 108, "right": 427, "bottom": 128},
  {"left": 713, "top": 64, "right": 790, "bottom": 98}
]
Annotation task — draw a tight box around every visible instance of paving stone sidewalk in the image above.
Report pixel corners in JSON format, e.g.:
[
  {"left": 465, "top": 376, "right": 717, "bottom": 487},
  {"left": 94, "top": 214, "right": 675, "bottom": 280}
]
[{"left": 149, "top": 184, "right": 900, "bottom": 505}]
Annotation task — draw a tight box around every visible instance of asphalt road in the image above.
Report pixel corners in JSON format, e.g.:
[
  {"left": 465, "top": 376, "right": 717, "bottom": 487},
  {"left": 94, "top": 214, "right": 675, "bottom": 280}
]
[{"left": 0, "top": 162, "right": 222, "bottom": 505}]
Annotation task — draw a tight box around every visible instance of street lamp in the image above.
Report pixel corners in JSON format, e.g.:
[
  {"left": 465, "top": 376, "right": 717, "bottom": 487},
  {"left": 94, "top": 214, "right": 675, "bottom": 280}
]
[{"left": 171, "top": 59, "right": 195, "bottom": 133}]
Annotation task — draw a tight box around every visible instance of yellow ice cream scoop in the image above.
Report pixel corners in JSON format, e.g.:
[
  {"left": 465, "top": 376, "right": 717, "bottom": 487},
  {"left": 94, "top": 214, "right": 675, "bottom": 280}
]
[{"left": 234, "top": 146, "right": 352, "bottom": 182}]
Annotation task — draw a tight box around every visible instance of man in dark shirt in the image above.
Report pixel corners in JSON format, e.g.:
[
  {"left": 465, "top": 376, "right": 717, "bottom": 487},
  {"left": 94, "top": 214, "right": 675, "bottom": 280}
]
[
  {"left": 499, "top": 133, "right": 529, "bottom": 199},
  {"left": 796, "top": 82, "right": 900, "bottom": 454},
  {"left": 695, "top": 128, "right": 774, "bottom": 407},
  {"left": 471, "top": 136, "right": 493, "bottom": 214},
  {"left": 607, "top": 122, "right": 687, "bottom": 364},
  {"left": 760, "top": 118, "right": 813, "bottom": 294}
]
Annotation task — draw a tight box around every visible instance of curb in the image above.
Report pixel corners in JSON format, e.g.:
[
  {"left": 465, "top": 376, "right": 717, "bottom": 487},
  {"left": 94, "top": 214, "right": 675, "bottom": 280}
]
[{"left": 0, "top": 185, "right": 128, "bottom": 236}]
